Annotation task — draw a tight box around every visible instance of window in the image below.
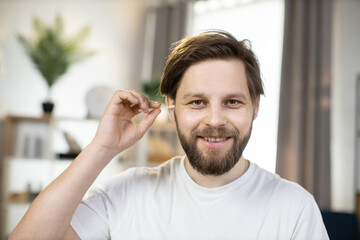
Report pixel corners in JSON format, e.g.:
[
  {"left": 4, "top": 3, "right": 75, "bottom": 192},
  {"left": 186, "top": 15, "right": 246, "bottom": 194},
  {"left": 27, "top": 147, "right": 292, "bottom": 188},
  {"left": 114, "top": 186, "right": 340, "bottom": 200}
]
[{"left": 190, "top": 0, "right": 284, "bottom": 172}]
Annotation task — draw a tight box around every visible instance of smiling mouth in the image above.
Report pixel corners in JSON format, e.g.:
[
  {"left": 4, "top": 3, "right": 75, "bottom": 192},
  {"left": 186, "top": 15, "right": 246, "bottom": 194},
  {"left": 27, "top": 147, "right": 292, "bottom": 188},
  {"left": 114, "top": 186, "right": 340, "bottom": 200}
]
[{"left": 200, "top": 137, "right": 231, "bottom": 142}]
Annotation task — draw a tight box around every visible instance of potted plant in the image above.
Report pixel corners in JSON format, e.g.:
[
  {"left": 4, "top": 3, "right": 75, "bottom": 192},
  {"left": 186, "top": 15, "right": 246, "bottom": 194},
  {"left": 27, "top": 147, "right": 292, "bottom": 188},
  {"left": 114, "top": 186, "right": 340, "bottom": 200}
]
[
  {"left": 142, "top": 75, "right": 165, "bottom": 104},
  {"left": 17, "top": 15, "right": 94, "bottom": 114}
]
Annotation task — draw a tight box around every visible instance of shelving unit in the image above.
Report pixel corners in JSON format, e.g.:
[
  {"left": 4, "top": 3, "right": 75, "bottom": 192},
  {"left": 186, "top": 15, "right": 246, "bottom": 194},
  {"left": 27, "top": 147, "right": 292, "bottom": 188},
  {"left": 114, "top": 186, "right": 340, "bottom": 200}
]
[
  {"left": 0, "top": 114, "right": 182, "bottom": 238},
  {"left": 4, "top": 115, "right": 53, "bottom": 159},
  {"left": 1, "top": 115, "right": 99, "bottom": 238}
]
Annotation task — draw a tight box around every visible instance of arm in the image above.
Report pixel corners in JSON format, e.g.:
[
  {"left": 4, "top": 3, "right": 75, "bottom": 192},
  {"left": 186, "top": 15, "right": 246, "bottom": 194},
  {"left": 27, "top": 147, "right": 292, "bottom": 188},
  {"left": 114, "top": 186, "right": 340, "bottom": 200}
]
[{"left": 9, "top": 89, "right": 161, "bottom": 240}]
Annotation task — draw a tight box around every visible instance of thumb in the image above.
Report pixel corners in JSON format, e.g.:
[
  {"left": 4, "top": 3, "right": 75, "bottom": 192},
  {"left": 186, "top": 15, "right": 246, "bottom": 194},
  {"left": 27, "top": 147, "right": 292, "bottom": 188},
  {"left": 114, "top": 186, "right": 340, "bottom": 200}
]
[{"left": 137, "top": 108, "right": 161, "bottom": 136}]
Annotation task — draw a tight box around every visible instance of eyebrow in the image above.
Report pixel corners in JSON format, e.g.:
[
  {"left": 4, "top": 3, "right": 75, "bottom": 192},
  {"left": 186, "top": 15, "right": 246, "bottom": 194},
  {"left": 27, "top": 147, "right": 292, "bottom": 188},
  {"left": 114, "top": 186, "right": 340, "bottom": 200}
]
[
  {"left": 181, "top": 93, "right": 205, "bottom": 101},
  {"left": 181, "top": 92, "right": 249, "bottom": 101}
]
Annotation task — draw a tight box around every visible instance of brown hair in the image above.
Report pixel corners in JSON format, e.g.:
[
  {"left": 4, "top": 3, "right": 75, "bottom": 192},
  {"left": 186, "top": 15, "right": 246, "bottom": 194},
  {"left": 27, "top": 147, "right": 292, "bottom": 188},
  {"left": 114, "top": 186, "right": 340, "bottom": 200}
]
[{"left": 160, "top": 30, "right": 264, "bottom": 106}]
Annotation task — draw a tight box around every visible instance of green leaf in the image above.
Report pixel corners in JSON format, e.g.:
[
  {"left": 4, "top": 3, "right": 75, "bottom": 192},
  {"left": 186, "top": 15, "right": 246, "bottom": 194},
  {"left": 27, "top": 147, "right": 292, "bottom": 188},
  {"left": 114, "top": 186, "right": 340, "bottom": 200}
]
[
  {"left": 32, "top": 18, "right": 45, "bottom": 37},
  {"left": 54, "top": 15, "right": 64, "bottom": 36},
  {"left": 17, "top": 15, "right": 94, "bottom": 88}
]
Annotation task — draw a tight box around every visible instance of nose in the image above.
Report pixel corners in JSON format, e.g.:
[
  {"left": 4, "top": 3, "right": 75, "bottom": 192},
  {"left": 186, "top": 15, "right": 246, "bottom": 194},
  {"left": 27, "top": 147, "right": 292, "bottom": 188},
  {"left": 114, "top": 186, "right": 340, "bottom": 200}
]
[{"left": 203, "top": 104, "right": 227, "bottom": 128}]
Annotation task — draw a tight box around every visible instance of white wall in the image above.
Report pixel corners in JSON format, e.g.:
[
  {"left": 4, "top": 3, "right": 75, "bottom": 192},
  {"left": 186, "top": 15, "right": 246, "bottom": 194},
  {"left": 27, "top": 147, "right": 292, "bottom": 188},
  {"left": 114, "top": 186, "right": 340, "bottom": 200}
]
[
  {"left": 331, "top": 0, "right": 360, "bottom": 212},
  {"left": 0, "top": 0, "right": 145, "bottom": 118}
]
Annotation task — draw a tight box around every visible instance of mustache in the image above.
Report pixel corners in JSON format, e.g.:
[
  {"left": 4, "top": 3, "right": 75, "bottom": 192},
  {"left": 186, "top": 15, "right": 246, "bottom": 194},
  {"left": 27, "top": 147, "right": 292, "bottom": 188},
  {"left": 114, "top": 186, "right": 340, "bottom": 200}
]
[{"left": 191, "top": 126, "right": 239, "bottom": 138}]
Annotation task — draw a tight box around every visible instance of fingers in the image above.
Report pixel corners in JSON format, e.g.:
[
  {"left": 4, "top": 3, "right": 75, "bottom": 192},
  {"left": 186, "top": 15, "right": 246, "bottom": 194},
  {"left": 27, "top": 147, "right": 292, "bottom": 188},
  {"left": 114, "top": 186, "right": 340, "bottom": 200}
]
[
  {"left": 106, "top": 90, "right": 138, "bottom": 114},
  {"left": 122, "top": 89, "right": 163, "bottom": 113},
  {"left": 123, "top": 89, "right": 151, "bottom": 113},
  {"left": 149, "top": 101, "right": 162, "bottom": 109},
  {"left": 107, "top": 89, "right": 157, "bottom": 115},
  {"left": 137, "top": 108, "right": 162, "bottom": 135}
]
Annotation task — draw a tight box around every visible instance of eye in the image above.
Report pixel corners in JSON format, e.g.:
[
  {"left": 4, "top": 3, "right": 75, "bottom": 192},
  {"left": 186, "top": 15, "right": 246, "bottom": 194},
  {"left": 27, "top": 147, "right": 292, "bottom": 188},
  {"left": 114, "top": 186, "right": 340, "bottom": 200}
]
[
  {"left": 227, "top": 99, "right": 239, "bottom": 105},
  {"left": 225, "top": 99, "right": 242, "bottom": 108},
  {"left": 189, "top": 100, "right": 206, "bottom": 107}
]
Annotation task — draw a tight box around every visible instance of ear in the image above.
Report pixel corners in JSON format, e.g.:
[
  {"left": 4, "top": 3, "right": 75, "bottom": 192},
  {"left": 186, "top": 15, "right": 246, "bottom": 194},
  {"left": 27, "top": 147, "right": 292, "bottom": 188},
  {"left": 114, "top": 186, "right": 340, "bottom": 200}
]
[
  {"left": 166, "top": 96, "right": 176, "bottom": 122},
  {"left": 253, "top": 95, "right": 260, "bottom": 120}
]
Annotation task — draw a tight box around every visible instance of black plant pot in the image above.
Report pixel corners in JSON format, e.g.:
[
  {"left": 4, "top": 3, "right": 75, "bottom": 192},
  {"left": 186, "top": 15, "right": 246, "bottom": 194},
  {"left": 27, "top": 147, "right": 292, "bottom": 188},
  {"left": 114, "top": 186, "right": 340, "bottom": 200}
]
[{"left": 42, "top": 101, "right": 54, "bottom": 114}]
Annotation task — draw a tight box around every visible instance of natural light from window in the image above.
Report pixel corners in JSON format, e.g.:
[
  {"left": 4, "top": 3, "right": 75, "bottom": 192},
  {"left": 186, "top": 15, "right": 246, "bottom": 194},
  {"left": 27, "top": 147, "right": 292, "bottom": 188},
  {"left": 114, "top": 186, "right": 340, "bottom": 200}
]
[{"left": 190, "top": 0, "right": 284, "bottom": 172}]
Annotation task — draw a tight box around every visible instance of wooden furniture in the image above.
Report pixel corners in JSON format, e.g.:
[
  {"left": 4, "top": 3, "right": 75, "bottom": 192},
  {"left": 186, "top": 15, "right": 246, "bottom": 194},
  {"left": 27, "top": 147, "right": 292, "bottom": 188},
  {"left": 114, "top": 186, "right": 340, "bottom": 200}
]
[
  {"left": 1, "top": 115, "right": 99, "bottom": 238},
  {"left": 4, "top": 115, "right": 52, "bottom": 157},
  {"left": 147, "top": 120, "right": 183, "bottom": 163}
]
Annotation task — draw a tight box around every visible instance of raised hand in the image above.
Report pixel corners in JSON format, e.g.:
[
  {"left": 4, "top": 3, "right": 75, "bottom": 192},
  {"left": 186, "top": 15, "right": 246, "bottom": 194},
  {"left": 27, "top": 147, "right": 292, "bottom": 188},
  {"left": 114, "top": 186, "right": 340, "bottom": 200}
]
[{"left": 91, "top": 89, "right": 162, "bottom": 157}]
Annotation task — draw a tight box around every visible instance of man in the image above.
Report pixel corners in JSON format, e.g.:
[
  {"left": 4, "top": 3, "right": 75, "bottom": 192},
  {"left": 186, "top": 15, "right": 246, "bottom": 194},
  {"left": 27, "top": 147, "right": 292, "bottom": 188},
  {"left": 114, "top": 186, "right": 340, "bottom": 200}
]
[{"left": 10, "top": 31, "right": 328, "bottom": 239}]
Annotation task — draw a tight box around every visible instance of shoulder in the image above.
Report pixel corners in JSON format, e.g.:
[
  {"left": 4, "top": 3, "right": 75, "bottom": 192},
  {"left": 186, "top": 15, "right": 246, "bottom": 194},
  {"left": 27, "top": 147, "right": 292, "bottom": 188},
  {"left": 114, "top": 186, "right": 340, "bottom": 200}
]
[
  {"left": 250, "top": 162, "right": 314, "bottom": 205},
  {"left": 249, "top": 163, "right": 323, "bottom": 224},
  {"left": 249, "top": 163, "right": 328, "bottom": 239}
]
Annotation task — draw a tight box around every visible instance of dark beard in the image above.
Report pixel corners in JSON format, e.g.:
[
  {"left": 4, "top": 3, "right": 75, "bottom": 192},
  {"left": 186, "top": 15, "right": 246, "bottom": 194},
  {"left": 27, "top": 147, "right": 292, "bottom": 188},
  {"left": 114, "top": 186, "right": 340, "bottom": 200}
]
[{"left": 175, "top": 114, "right": 252, "bottom": 176}]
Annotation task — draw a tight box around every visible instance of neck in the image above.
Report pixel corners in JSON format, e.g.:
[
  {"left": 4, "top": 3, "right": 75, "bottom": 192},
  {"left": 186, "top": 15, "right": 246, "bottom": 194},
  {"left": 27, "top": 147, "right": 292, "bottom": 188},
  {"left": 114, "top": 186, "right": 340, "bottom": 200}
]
[{"left": 184, "top": 156, "right": 248, "bottom": 188}]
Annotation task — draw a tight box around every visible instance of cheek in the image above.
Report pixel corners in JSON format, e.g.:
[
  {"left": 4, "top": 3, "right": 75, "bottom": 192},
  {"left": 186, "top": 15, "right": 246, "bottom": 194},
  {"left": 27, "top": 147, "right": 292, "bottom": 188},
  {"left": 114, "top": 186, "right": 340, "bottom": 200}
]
[
  {"left": 176, "top": 110, "right": 202, "bottom": 131},
  {"left": 228, "top": 111, "right": 254, "bottom": 130}
]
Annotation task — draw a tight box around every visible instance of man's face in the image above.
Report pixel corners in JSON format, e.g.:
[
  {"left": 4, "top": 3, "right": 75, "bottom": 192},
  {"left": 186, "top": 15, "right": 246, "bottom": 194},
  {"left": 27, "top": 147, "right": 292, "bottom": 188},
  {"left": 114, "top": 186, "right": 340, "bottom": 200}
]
[{"left": 167, "top": 59, "right": 259, "bottom": 176}]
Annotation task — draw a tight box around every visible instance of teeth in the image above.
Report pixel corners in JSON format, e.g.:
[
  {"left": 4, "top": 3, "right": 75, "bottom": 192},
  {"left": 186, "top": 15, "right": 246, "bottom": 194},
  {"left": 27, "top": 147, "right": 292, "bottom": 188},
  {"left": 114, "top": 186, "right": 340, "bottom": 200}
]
[{"left": 204, "top": 137, "right": 226, "bottom": 142}]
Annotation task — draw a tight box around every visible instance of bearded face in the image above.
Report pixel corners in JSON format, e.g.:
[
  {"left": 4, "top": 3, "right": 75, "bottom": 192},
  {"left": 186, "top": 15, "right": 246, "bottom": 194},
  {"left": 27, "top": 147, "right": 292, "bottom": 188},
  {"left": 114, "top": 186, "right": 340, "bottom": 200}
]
[
  {"left": 175, "top": 113, "right": 252, "bottom": 176},
  {"left": 168, "top": 59, "right": 258, "bottom": 177}
]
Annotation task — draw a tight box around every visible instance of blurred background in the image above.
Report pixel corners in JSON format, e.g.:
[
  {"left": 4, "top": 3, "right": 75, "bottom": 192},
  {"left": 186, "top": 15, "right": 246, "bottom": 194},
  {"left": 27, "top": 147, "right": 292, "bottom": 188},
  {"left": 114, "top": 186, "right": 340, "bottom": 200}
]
[{"left": 0, "top": 0, "right": 359, "bottom": 238}]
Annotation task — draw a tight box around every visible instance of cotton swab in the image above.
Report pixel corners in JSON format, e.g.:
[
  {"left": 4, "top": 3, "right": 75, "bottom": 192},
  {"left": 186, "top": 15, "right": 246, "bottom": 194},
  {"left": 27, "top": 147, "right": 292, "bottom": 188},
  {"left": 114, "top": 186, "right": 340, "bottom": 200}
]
[
  {"left": 137, "top": 105, "right": 174, "bottom": 113},
  {"left": 159, "top": 105, "right": 175, "bottom": 109}
]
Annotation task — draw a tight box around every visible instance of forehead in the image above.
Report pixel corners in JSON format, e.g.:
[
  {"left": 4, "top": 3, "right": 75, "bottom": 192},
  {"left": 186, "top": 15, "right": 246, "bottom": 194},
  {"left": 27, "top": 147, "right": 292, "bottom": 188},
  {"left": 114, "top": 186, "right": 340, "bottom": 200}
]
[{"left": 176, "top": 59, "right": 250, "bottom": 100}]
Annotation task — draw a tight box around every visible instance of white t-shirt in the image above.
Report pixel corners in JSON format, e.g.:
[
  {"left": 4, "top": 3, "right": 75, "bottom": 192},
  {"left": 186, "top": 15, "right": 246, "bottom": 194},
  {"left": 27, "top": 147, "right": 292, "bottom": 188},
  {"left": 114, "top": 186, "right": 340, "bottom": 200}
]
[{"left": 71, "top": 156, "right": 329, "bottom": 240}]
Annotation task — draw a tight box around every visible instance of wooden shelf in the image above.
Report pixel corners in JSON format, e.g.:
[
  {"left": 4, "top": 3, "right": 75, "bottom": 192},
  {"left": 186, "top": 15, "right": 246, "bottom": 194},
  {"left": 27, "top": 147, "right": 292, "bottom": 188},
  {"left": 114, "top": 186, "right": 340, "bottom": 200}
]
[
  {"left": 4, "top": 115, "right": 55, "bottom": 158},
  {"left": 4, "top": 116, "right": 50, "bottom": 157}
]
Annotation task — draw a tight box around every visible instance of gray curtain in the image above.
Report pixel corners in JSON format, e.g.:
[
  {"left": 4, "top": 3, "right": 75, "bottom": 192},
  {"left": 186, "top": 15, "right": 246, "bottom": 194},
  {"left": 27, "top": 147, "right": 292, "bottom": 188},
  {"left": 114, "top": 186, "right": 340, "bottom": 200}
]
[
  {"left": 0, "top": 120, "right": 4, "bottom": 238},
  {"left": 276, "top": 0, "right": 333, "bottom": 209},
  {"left": 150, "top": 1, "right": 188, "bottom": 78}
]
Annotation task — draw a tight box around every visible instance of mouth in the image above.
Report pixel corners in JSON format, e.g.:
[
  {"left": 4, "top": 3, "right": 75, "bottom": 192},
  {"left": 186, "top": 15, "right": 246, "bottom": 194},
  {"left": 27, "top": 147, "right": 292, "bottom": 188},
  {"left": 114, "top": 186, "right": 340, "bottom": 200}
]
[
  {"left": 201, "top": 137, "right": 230, "bottom": 142},
  {"left": 198, "top": 136, "right": 232, "bottom": 148}
]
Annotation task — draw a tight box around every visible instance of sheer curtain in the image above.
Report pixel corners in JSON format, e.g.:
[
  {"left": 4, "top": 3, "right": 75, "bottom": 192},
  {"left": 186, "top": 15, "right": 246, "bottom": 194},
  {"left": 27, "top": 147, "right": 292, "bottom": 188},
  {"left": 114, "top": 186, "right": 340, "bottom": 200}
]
[{"left": 276, "top": 0, "right": 333, "bottom": 209}]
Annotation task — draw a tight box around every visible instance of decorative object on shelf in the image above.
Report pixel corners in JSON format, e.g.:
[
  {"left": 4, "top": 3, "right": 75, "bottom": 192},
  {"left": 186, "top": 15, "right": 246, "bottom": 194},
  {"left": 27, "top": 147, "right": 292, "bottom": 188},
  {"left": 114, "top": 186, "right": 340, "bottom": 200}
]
[
  {"left": 17, "top": 15, "right": 95, "bottom": 114},
  {"left": 22, "top": 134, "right": 43, "bottom": 158},
  {"left": 42, "top": 101, "right": 54, "bottom": 114},
  {"left": 57, "top": 131, "right": 82, "bottom": 160}
]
